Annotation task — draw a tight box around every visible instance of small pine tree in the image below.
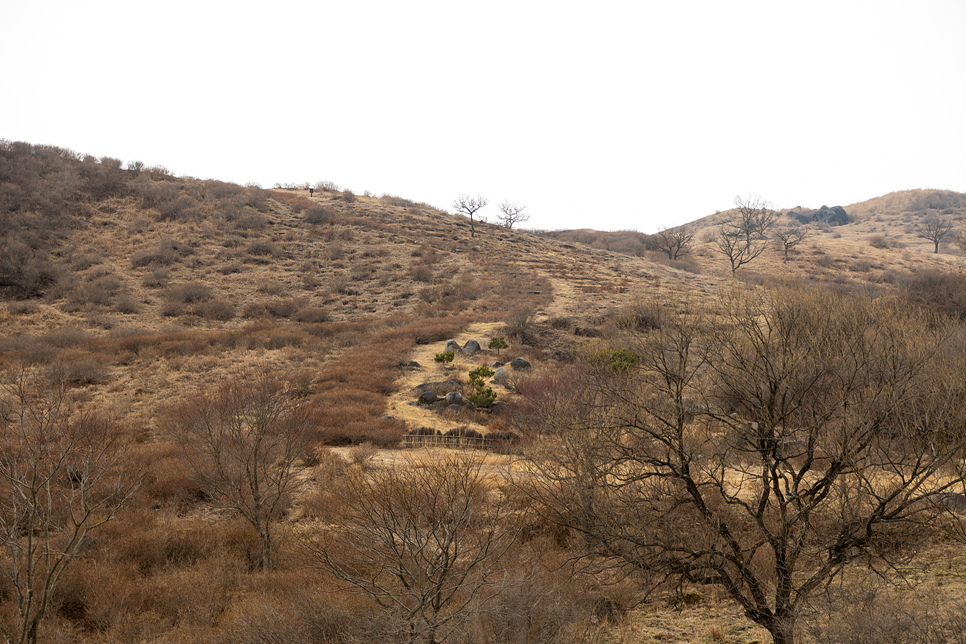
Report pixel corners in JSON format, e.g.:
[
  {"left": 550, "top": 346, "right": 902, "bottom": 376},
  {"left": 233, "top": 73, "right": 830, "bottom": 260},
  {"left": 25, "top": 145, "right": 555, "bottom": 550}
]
[{"left": 467, "top": 366, "right": 497, "bottom": 407}]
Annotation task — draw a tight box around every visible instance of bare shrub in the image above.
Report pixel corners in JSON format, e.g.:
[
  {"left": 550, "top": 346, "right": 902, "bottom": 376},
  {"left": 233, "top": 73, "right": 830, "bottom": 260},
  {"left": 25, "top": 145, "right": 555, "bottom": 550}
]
[
  {"left": 163, "top": 370, "right": 316, "bottom": 570},
  {"left": 347, "top": 441, "right": 377, "bottom": 468},
  {"left": 411, "top": 264, "right": 434, "bottom": 283},
  {"left": 195, "top": 298, "right": 236, "bottom": 321},
  {"left": 142, "top": 268, "right": 169, "bottom": 288},
  {"left": 60, "top": 356, "right": 110, "bottom": 386},
  {"left": 247, "top": 240, "right": 282, "bottom": 257},
  {"left": 165, "top": 281, "right": 211, "bottom": 304},
  {"left": 7, "top": 301, "right": 39, "bottom": 316},
  {"left": 869, "top": 234, "right": 898, "bottom": 249},
  {"left": 0, "top": 365, "right": 136, "bottom": 644},
  {"left": 900, "top": 269, "right": 966, "bottom": 321},
  {"left": 303, "top": 205, "right": 334, "bottom": 226},
  {"left": 264, "top": 298, "right": 300, "bottom": 318},
  {"left": 292, "top": 307, "right": 330, "bottom": 323},
  {"left": 304, "top": 452, "right": 524, "bottom": 644},
  {"left": 503, "top": 306, "right": 537, "bottom": 342},
  {"left": 805, "top": 576, "right": 966, "bottom": 644},
  {"left": 131, "top": 238, "right": 190, "bottom": 268},
  {"left": 269, "top": 191, "right": 315, "bottom": 213},
  {"left": 114, "top": 293, "right": 140, "bottom": 314}
]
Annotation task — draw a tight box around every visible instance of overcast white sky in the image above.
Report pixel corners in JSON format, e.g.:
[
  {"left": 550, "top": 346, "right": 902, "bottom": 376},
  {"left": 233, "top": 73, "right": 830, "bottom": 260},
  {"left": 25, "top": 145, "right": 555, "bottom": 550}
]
[{"left": 2, "top": 1, "right": 964, "bottom": 232}]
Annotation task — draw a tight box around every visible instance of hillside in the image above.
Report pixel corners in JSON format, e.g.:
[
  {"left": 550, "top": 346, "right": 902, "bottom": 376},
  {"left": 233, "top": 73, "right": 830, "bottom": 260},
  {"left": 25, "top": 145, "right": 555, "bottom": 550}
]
[{"left": 3, "top": 140, "right": 966, "bottom": 644}]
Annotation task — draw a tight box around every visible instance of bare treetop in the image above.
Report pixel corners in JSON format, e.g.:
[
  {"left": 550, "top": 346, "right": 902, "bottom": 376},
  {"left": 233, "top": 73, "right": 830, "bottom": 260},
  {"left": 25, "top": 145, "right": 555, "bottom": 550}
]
[
  {"left": 915, "top": 214, "right": 954, "bottom": 253},
  {"left": 714, "top": 194, "right": 778, "bottom": 274},
  {"left": 452, "top": 194, "right": 488, "bottom": 237},
  {"left": 654, "top": 223, "right": 695, "bottom": 260},
  {"left": 497, "top": 201, "right": 529, "bottom": 230}
]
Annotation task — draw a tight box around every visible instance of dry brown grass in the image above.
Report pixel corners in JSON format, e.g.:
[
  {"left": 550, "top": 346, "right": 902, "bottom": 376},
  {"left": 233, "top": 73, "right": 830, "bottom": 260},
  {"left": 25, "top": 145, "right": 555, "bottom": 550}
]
[{"left": 4, "top": 142, "right": 966, "bottom": 643}]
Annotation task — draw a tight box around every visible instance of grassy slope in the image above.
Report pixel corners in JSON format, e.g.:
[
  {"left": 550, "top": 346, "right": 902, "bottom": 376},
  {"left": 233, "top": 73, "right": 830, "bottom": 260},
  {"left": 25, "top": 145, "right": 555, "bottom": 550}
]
[{"left": 3, "top": 142, "right": 966, "bottom": 642}]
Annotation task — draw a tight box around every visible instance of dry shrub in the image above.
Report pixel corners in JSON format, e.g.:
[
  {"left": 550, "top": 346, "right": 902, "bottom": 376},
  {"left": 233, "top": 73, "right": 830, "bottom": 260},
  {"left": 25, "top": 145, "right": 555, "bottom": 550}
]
[
  {"left": 131, "top": 238, "right": 191, "bottom": 268},
  {"left": 217, "top": 581, "right": 398, "bottom": 644},
  {"left": 126, "top": 442, "right": 207, "bottom": 510},
  {"left": 503, "top": 306, "right": 537, "bottom": 342},
  {"left": 464, "top": 548, "right": 611, "bottom": 644},
  {"left": 264, "top": 298, "right": 300, "bottom": 318},
  {"left": 165, "top": 281, "right": 211, "bottom": 304},
  {"left": 348, "top": 441, "right": 377, "bottom": 468},
  {"left": 239, "top": 324, "right": 312, "bottom": 350},
  {"left": 304, "top": 205, "right": 334, "bottom": 225},
  {"left": 81, "top": 511, "right": 218, "bottom": 574},
  {"left": 256, "top": 279, "right": 287, "bottom": 295},
  {"left": 142, "top": 268, "right": 169, "bottom": 288},
  {"left": 115, "top": 293, "right": 140, "bottom": 314},
  {"left": 67, "top": 279, "right": 118, "bottom": 308},
  {"left": 246, "top": 240, "right": 282, "bottom": 257},
  {"left": 269, "top": 190, "right": 315, "bottom": 213},
  {"left": 58, "top": 355, "right": 109, "bottom": 386},
  {"left": 805, "top": 577, "right": 966, "bottom": 644},
  {"left": 869, "top": 233, "right": 903, "bottom": 249},
  {"left": 293, "top": 307, "right": 329, "bottom": 323},
  {"left": 0, "top": 336, "right": 59, "bottom": 365},
  {"left": 310, "top": 446, "right": 349, "bottom": 479},
  {"left": 614, "top": 298, "right": 663, "bottom": 331},
  {"left": 900, "top": 269, "right": 966, "bottom": 321},
  {"left": 7, "top": 301, "right": 38, "bottom": 316},
  {"left": 195, "top": 298, "right": 236, "bottom": 321}
]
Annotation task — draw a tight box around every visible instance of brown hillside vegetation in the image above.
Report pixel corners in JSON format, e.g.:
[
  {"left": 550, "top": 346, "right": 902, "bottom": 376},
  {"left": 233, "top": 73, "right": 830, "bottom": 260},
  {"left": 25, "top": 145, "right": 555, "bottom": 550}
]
[{"left": 3, "top": 139, "right": 966, "bottom": 644}]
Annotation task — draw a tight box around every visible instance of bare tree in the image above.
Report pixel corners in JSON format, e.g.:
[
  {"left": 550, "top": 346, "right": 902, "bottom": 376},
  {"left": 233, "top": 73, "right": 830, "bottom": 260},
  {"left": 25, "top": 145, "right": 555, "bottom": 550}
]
[
  {"left": 452, "top": 194, "right": 487, "bottom": 237},
  {"left": 519, "top": 288, "right": 966, "bottom": 644},
  {"left": 654, "top": 224, "right": 695, "bottom": 260},
  {"left": 496, "top": 201, "right": 529, "bottom": 230},
  {"left": 774, "top": 226, "right": 809, "bottom": 261},
  {"left": 306, "top": 452, "right": 522, "bottom": 644},
  {"left": 165, "top": 370, "right": 315, "bottom": 571},
  {"left": 0, "top": 366, "right": 135, "bottom": 644},
  {"left": 714, "top": 194, "right": 777, "bottom": 275},
  {"left": 915, "top": 214, "right": 954, "bottom": 253}
]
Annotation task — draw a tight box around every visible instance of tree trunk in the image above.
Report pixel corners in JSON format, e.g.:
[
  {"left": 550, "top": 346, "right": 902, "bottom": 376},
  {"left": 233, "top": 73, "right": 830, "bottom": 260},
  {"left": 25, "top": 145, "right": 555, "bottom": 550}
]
[
  {"left": 768, "top": 612, "right": 796, "bottom": 644},
  {"left": 256, "top": 521, "right": 273, "bottom": 571}
]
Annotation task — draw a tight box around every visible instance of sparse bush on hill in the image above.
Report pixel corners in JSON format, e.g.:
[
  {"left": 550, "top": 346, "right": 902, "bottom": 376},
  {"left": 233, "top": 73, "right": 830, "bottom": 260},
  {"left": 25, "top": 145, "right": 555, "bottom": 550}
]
[
  {"left": 900, "top": 269, "right": 966, "bottom": 321},
  {"left": 164, "top": 370, "right": 316, "bottom": 571},
  {"left": 0, "top": 238, "right": 63, "bottom": 298},
  {"left": 304, "top": 204, "right": 334, "bottom": 225},
  {"left": 0, "top": 365, "right": 136, "bottom": 644},
  {"left": 269, "top": 190, "right": 314, "bottom": 213}
]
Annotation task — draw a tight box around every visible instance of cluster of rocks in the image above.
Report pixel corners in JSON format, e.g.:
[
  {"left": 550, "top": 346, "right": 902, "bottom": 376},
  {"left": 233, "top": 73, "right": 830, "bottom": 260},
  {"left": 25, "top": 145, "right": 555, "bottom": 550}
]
[
  {"left": 445, "top": 339, "right": 481, "bottom": 355},
  {"left": 491, "top": 356, "right": 530, "bottom": 386},
  {"left": 412, "top": 338, "right": 533, "bottom": 414},
  {"left": 787, "top": 205, "right": 850, "bottom": 226}
]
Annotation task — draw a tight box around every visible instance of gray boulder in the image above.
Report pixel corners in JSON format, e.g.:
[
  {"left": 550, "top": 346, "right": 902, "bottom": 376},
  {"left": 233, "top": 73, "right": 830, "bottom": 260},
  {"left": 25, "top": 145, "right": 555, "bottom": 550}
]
[
  {"left": 463, "top": 340, "right": 482, "bottom": 356},
  {"left": 509, "top": 357, "right": 531, "bottom": 370},
  {"left": 492, "top": 367, "right": 510, "bottom": 385},
  {"left": 413, "top": 379, "right": 462, "bottom": 394},
  {"left": 445, "top": 391, "right": 463, "bottom": 405},
  {"left": 418, "top": 391, "right": 437, "bottom": 405},
  {"left": 444, "top": 339, "right": 461, "bottom": 353},
  {"left": 939, "top": 492, "right": 966, "bottom": 513}
]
